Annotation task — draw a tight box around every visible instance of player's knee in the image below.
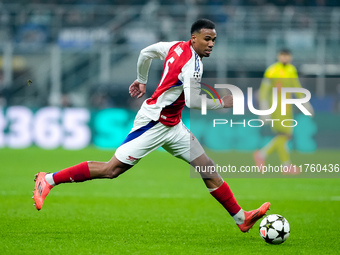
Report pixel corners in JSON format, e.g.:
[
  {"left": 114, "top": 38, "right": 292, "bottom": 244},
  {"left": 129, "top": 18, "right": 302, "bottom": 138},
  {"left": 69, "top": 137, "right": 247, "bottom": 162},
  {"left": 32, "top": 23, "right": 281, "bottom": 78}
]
[
  {"left": 106, "top": 162, "right": 131, "bottom": 179},
  {"left": 107, "top": 168, "right": 123, "bottom": 179},
  {"left": 98, "top": 162, "right": 119, "bottom": 179},
  {"left": 191, "top": 153, "right": 215, "bottom": 168},
  {"left": 108, "top": 172, "right": 119, "bottom": 179}
]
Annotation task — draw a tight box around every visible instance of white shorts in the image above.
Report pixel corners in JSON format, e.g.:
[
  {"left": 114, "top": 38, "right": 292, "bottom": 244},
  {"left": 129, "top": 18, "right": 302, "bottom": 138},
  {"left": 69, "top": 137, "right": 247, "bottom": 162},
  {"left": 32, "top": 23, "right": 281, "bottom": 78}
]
[{"left": 115, "top": 111, "right": 204, "bottom": 165}]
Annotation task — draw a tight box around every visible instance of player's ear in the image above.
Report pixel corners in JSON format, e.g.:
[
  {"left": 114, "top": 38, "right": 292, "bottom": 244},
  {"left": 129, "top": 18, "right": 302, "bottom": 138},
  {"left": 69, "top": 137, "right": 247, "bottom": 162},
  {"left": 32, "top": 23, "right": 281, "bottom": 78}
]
[{"left": 191, "top": 33, "right": 197, "bottom": 43}]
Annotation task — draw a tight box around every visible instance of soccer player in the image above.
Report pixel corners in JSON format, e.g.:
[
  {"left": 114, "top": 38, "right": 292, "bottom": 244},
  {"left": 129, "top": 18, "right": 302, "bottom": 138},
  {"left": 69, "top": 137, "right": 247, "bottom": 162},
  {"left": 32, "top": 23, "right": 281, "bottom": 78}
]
[
  {"left": 34, "top": 19, "right": 270, "bottom": 232},
  {"left": 253, "top": 49, "right": 314, "bottom": 172}
]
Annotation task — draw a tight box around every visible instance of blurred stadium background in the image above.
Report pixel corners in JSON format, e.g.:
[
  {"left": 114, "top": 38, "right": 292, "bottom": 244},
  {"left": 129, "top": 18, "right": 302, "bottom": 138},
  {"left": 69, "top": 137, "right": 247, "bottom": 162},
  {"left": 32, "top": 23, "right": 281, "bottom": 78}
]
[
  {"left": 1, "top": 3, "right": 339, "bottom": 254},
  {"left": 0, "top": 0, "right": 339, "bottom": 150}
]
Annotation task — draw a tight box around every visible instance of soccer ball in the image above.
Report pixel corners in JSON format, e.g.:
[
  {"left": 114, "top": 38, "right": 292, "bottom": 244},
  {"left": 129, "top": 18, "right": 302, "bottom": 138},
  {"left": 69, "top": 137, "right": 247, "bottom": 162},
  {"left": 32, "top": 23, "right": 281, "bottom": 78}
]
[{"left": 259, "top": 214, "right": 290, "bottom": 244}]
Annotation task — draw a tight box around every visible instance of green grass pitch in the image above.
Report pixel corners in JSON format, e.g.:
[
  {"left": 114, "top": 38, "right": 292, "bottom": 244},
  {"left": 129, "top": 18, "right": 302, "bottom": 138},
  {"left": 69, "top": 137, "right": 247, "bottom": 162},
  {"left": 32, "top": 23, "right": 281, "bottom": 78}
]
[{"left": 1, "top": 147, "right": 339, "bottom": 254}]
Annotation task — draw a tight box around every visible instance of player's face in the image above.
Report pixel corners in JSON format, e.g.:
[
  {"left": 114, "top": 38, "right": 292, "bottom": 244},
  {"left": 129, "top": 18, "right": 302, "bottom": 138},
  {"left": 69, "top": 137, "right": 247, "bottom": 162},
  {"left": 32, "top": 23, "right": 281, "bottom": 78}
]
[
  {"left": 191, "top": 28, "right": 217, "bottom": 58},
  {"left": 278, "top": 53, "right": 292, "bottom": 65}
]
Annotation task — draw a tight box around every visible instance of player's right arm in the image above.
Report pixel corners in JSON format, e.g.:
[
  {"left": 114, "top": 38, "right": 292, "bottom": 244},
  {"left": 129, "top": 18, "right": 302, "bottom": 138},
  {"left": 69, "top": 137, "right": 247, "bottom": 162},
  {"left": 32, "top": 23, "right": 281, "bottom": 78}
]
[
  {"left": 136, "top": 41, "right": 179, "bottom": 84},
  {"left": 129, "top": 80, "right": 146, "bottom": 98},
  {"left": 130, "top": 41, "right": 179, "bottom": 98}
]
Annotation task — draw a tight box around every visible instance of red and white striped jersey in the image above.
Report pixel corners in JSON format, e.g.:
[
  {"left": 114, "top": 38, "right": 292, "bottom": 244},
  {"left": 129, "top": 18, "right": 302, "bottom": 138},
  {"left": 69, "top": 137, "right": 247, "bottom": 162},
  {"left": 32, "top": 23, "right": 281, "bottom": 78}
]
[{"left": 137, "top": 40, "right": 223, "bottom": 127}]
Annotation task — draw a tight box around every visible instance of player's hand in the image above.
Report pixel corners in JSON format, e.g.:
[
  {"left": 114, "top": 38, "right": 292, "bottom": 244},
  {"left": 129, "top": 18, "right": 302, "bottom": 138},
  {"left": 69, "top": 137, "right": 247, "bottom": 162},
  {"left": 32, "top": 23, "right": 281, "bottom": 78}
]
[
  {"left": 222, "top": 95, "right": 233, "bottom": 108},
  {"left": 129, "top": 80, "right": 146, "bottom": 98}
]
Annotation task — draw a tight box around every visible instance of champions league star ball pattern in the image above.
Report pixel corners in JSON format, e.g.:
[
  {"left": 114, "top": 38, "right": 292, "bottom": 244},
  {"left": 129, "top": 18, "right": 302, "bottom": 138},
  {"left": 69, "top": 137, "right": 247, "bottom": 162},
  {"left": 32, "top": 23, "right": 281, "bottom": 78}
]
[{"left": 259, "top": 214, "right": 290, "bottom": 244}]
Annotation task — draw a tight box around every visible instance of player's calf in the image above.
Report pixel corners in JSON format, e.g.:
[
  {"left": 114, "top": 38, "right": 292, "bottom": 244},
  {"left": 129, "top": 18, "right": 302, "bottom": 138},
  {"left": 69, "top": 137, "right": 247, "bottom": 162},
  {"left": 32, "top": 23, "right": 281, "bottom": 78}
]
[{"left": 87, "top": 159, "right": 133, "bottom": 179}]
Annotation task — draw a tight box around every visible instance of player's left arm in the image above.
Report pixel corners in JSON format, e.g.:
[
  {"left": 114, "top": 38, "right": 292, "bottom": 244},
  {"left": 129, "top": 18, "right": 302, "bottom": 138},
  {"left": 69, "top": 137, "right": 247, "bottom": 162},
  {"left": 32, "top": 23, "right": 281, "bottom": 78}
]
[
  {"left": 182, "top": 63, "right": 232, "bottom": 109},
  {"left": 183, "top": 84, "right": 232, "bottom": 109}
]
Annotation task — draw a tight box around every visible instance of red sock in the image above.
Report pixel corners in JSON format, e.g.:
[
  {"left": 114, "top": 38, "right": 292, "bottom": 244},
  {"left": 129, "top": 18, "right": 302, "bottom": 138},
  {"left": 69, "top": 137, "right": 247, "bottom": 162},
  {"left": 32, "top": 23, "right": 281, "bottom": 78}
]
[
  {"left": 53, "top": 162, "right": 91, "bottom": 185},
  {"left": 210, "top": 181, "right": 241, "bottom": 216}
]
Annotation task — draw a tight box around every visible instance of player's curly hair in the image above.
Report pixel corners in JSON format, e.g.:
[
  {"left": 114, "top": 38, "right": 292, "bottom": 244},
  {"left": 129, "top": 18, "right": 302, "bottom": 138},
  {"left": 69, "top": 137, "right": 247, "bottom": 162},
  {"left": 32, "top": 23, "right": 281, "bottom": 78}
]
[{"left": 191, "top": 19, "right": 215, "bottom": 34}]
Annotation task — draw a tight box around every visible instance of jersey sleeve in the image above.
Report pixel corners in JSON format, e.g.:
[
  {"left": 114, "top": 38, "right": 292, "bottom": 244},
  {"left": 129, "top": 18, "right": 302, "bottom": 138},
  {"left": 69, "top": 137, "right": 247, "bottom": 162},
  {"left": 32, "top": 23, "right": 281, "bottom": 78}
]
[
  {"left": 290, "top": 65, "right": 299, "bottom": 79},
  {"left": 289, "top": 65, "right": 305, "bottom": 98},
  {"left": 182, "top": 60, "right": 224, "bottom": 110},
  {"left": 289, "top": 65, "right": 313, "bottom": 114},
  {"left": 259, "top": 66, "right": 273, "bottom": 110},
  {"left": 263, "top": 65, "right": 274, "bottom": 79},
  {"left": 137, "top": 41, "right": 180, "bottom": 84}
]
